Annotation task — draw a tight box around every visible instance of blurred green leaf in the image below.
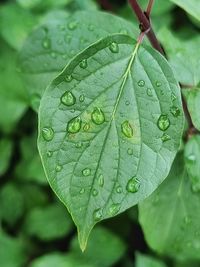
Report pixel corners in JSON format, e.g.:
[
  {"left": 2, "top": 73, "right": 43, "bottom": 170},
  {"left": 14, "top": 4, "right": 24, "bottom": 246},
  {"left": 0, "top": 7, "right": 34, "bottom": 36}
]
[
  {"left": 17, "top": 0, "right": 72, "bottom": 11},
  {"left": 24, "top": 202, "right": 73, "bottom": 241},
  {"left": 138, "top": 0, "right": 174, "bottom": 15},
  {"left": 139, "top": 153, "right": 200, "bottom": 261},
  {"left": 135, "top": 252, "right": 167, "bottom": 267},
  {"left": 183, "top": 88, "right": 200, "bottom": 131},
  {"left": 68, "top": 0, "right": 98, "bottom": 11},
  {"left": 0, "top": 138, "right": 13, "bottom": 176}
]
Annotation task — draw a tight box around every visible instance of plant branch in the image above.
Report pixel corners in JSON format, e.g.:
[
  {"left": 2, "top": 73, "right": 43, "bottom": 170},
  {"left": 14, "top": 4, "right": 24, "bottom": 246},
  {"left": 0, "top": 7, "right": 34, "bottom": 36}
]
[
  {"left": 146, "top": 0, "right": 154, "bottom": 17},
  {"left": 128, "top": 0, "right": 164, "bottom": 55}
]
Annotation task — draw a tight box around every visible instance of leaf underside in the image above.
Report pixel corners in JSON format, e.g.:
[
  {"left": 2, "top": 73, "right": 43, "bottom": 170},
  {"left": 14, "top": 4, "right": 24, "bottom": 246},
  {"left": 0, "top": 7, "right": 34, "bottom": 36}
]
[{"left": 38, "top": 34, "right": 184, "bottom": 250}]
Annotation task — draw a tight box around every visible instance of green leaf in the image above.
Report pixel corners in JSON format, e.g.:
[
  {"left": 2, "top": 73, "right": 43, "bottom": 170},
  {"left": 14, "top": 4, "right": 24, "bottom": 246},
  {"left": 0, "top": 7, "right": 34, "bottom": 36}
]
[
  {"left": 19, "top": 10, "right": 138, "bottom": 111},
  {"left": 0, "top": 183, "right": 24, "bottom": 226},
  {"left": 138, "top": 0, "right": 174, "bottom": 16},
  {"left": 38, "top": 34, "right": 184, "bottom": 250},
  {"left": 169, "top": 0, "right": 200, "bottom": 22},
  {"left": 0, "top": 230, "right": 27, "bottom": 267},
  {"left": 158, "top": 28, "right": 200, "bottom": 86},
  {"left": 184, "top": 135, "right": 200, "bottom": 192},
  {"left": 0, "top": 138, "right": 13, "bottom": 176},
  {"left": 70, "top": 226, "right": 126, "bottom": 267},
  {"left": 68, "top": 0, "right": 98, "bottom": 11},
  {"left": 15, "top": 134, "right": 47, "bottom": 185},
  {"left": 183, "top": 88, "right": 200, "bottom": 131},
  {"left": 23, "top": 202, "right": 73, "bottom": 241},
  {"left": 135, "top": 252, "right": 167, "bottom": 267},
  {"left": 0, "top": 3, "right": 37, "bottom": 50},
  {"left": 139, "top": 153, "right": 200, "bottom": 261},
  {"left": 0, "top": 40, "right": 28, "bottom": 134},
  {"left": 17, "top": 0, "right": 72, "bottom": 11}
]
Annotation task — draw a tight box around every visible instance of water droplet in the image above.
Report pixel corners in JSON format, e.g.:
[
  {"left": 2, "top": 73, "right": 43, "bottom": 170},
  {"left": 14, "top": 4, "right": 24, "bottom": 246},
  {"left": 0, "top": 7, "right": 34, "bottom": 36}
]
[
  {"left": 79, "top": 59, "right": 88, "bottom": 69},
  {"left": 61, "top": 91, "right": 76, "bottom": 106},
  {"left": 42, "top": 127, "right": 54, "bottom": 141},
  {"left": 91, "top": 107, "right": 105, "bottom": 125},
  {"left": 98, "top": 174, "right": 104, "bottom": 187},
  {"left": 121, "top": 121, "right": 133, "bottom": 138},
  {"left": 79, "top": 94, "right": 85, "bottom": 102},
  {"left": 187, "top": 154, "right": 196, "bottom": 162},
  {"left": 56, "top": 165, "right": 62, "bottom": 172},
  {"left": 82, "top": 168, "right": 91, "bottom": 176},
  {"left": 171, "top": 93, "right": 177, "bottom": 101},
  {"left": 125, "top": 100, "right": 130, "bottom": 106},
  {"left": 88, "top": 24, "right": 94, "bottom": 31},
  {"left": 147, "top": 88, "right": 153, "bottom": 96},
  {"left": 79, "top": 188, "right": 85, "bottom": 194},
  {"left": 67, "top": 117, "right": 82, "bottom": 134},
  {"left": 47, "top": 151, "right": 53, "bottom": 157},
  {"left": 156, "top": 81, "right": 162, "bottom": 87},
  {"left": 92, "top": 189, "right": 98, "bottom": 196},
  {"left": 67, "top": 21, "right": 78, "bottom": 30},
  {"left": 170, "top": 106, "right": 180, "bottom": 117},
  {"left": 116, "top": 186, "right": 122, "bottom": 194},
  {"left": 108, "top": 203, "right": 121, "bottom": 216},
  {"left": 83, "top": 123, "right": 90, "bottom": 132},
  {"left": 75, "top": 141, "right": 82, "bottom": 148},
  {"left": 120, "top": 29, "right": 128, "bottom": 34},
  {"left": 93, "top": 208, "right": 102, "bottom": 221},
  {"left": 65, "top": 75, "right": 72, "bottom": 82},
  {"left": 157, "top": 115, "right": 170, "bottom": 131},
  {"left": 42, "top": 38, "right": 51, "bottom": 49},
  {"left": 138, "top": 80, "right": 145, "bottom": 87},
  {"left": 51, "top": 52, "right": 56, "bottom": 58},
  {"left": 161, "top": 133, "right": 171, "bottom": 142},
  {"left": 126, "top": 177, "right": 140, "bottom": 193},
  {"left": 127, "top": 148, "right": 133, "bottom": 155},
  {"left": 109, "top": 42, "right": 119, "bottom": 53}
]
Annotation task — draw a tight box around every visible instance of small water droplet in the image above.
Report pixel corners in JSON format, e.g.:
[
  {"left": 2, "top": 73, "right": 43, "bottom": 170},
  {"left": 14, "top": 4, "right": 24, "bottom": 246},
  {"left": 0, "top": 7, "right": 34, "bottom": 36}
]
[
  {"left": 170, "top": 106, "right": 180, "bottom": 117},
  {"left": 147, "top": 88, "right": 153, "bottom": 96},
  {"left": 109, "top": 42, "right": 119, "bottom": 53},
  {"left": 42, "top": 127, "right": 54, "bottom": 141},
  {"left": 47, "top": 151, "right": 53, "bottom": 157},
  {"left": 56, "top": 165, "right": 62, "bottom": 172},
  {"left": 68, "top": 21, "right": 78, "bottom": 30},
  {"left": 61, "top": 91, "right": 76, "bottom": 106},
  {"left": 79, "top": 59, "right": 88, "bottom": 69},
  {"left": 161, "top": 133, "right": 171, "bottom": 142},
  {"left": 116, "top": 186, "right": 122, "bottom": 194},
  {"left": 156, "top": 81, "right": 162, "bottom": 87},
  {"left": 67, "top": 117, "right": 82, "bottom": 134},
  {"left": 98, "top": 174, "right": 104, "bottom": 187},
  {"left": 79, "top": 188, "right": 85, "bottom": 194},
  {"left": 93, "top": 208, "right": 103, "bottom": 221},
  {"left": 65, "top": 75, "right": 72, "bottom": 82},
  {"left": 92, "top": 189, "right": 98, "bottom": 196},
  {"left": 51, "top": 52, "right": 56, "bottom": 58},
  {"left": 138, "top": 80, "right": 145, "bottom": 87},
  {"left": 120, "top": 29, "right": 128, "bottom": 34},
  {"left": 157, "top": 115, "right": 170, "bottom": 131},
  {"left": 91, "top": 107, "right": 105, "bottom": 125},
  {"left": 82, "top": 168, "right": 91, "bottom": 176},
  {"left": 42, "top": 38, "right": 51, "bottom": 49},
  {"left": 127, "top": 148, "right": 133, "bottom": 155},
  {"left": 125, "top": 100, "right": 130, "bottom": 106},
  {"left": 121, "top": 121, "right": 133, "bottom": 138},
  {"left": 79, "top": 94, "right": 85, "bottom": 102},
  {"left": 108, "top": 203, "right": 121, "bottom": 216},
  {"left": 88, "top": 24, "right": 94, "bottom": 31},
  {"left": 126, "top": 177, "right": 140, "bottom": 193},
  {"left": 75, "top": 141, "right": 82, "bottom": 148},
  {"left": 83, "top": 123, "right": 90, "bottom": 132}
]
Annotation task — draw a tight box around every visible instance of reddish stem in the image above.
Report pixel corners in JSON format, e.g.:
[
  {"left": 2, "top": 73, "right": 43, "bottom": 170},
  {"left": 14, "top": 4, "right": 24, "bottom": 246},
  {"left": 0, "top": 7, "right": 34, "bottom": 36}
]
[{"left": 146, "top": 0, "right": 154, "bottom": 17}]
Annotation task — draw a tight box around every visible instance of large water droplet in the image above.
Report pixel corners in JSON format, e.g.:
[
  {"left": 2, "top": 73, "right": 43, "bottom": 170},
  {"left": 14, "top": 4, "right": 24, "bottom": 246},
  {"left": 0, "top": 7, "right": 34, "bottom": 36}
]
[
  {"left": 65, "top": 75, "right": 72, "bottom": 82},
  {"left": 170, "top": 106, "right": 180, "bottom": 117},
  {"left": 61, "top": 91, "right": 76, "bottom": 106},
  {"left": 92, "top": 189, "right": 98, "bottom": 196},
  {"left": 157, "top": 115, "right": 170, "bottom": 131},
  {"left": 68, "top": 21, "right": 78, "bottom": 30},
  {"left": 79, "top": 94, "right": 85, "bottom": 103},
  {"left": 98, "top": 174, "right": 104, "bottom": 187},
  {"left": 82, "top": 168, "right": 91, "bottom": 176},
  {"left": 161, "top": 133, "right": 171, "bottom": 142},
  {"left": 42, "top": 38, "right": 51, "bottom": 49},
  {"left": 138, "top": 80, "right": 145, "bottom": 87},
  {"left": 93, "top": 208, "right": 103, "bottom": 221},
  {"left": 108, "top": 203, "right": 121, "bottom": 216},
  {"left": 126, "top": 177, "right": 140, "bottom": 193},
  {"left": 121, "top": 121, "right": 133, "bottom": 138},
  {"left": 109, "top": 42, "right": 119, "bottom": 53},
  {"left": 79, "top": 59, "right": 88, "bottom": 69},
  {"left": 67, "top": 117, "right": 82, "bottom": 134},
  {"left": 91, "top": 107, "right": 105, "bottom": 125},
  {"left": 42, "top": 127, "right": 54, "bottom": 141}
]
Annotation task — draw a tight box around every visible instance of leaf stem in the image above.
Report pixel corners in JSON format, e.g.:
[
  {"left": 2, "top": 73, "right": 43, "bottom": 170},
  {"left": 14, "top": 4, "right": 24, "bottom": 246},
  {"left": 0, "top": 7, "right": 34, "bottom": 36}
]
[
  {"left": 128, "top": 0, "right": 164, "bottom": 55},
  {"left": 146, "top": 0, "right": 154, "bottom": 17}
]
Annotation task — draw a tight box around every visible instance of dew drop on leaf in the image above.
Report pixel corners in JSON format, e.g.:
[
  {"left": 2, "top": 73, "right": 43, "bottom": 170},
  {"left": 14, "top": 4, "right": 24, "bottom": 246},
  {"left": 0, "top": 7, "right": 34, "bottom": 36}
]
[
  {"left": 65, "top": 75, "right": 73, "bottom": 82},
  {"left": 186, "top": 154, "right": 196, "bottom": 162},
  {"left": 156, "top": 81, "right": 162, "bottom": 87},
  {"left": 67, "top": 21, "right": 78, "bottom": 30},
  {"left": 125, "top": 100, "right": 130, "bottom": 106},
  {"left": 161, "top": 133, "right": 171, "bottom": 142},
  {"left": 79, "top": 94, "right": 85, "bottom": 102},
  {"left": 51, "top": 52, "right": 56, "bottom": 58},
  {"left": 116, "top": 186, "right": 122, "bottom": 194},
  {"left": 109, "top": 42, "right": 119, "bottom": 53},
  {"left": 47, "top": 151, "right": 53, "bottom": 157},
  {"left": 126, "top": 177, "right": 140, "bottom": 193},
  {"left": 92, "top": 189, "right": 98, "bottom": 196},
  {"left": 55, "top": 165, "right": 62, "bottom": 172},
  {"left": 83, "top": 123, "right": 90, "bottom": 132},
  {"left": 121, "top": 121, "right": 133, "bottom": 138},
  {"left": 138, "top": 80, "right": 145, "bottom": 87},
  {"left": 147, "top": 88, "right": 153, "bottom": 96},
  {"left": 127, "top": 148, "right": 133, "bottom": 155},
  {"left": 67, "top": 117, "right": 82, "bottom": 134},
  {"left": 170, "top": 106, "right": 181, "bottom": 117},
  {"left": 75, "top": 141, "right": 83, "bottom": 148},
  {"left": 108, "top": 203, "right": 121, "bottom": 216},
  {"left": 98, "top": 174, "right": 104, "bottom": 187},
  {"left": 79, "top": 188, "right": 85, "bottom": 194},
  {"left": 157, "top": 115, "right": 170, "bottom": 131},
  {"left": 61, "top": 91, "right": 76, "bottom": 106},
  {"left": 82, "top": 168, "right": 91, "bottom": 176},
  {"left": 79, "top": 59, "right": 88, "bottom": 69},
  {"left": 93, "top": 208, "right": 103, "bottom": 221},
  {"left": 42, "top": 127, "right": 54, "bottom": 141},
  {"left": 42, "top": 38, "right": 51, "bottom": 49},
  {"left": 91, "top": 107, "right": 105, "bottom": 125}
]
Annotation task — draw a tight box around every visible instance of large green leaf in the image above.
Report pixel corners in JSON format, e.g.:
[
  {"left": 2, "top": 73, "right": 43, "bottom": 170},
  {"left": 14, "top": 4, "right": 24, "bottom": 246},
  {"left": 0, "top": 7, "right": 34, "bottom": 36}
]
[
  {"left": 139, "top": 153, "right": 200, "bottom": 261},
  {"left": 38, "top": 34, "right": 184, "bottom": 250},
  {"left": 169, "top": 0, "right": 200, "bottom": 22},
  {"left": 17, "top": 0, "right": 72, "bottom": 11},
  {"left": 183, "top": 88, "right": 200, "bottom": 131},
  {"left": 0, "top": 138, "right": 13, "bottom": 176},
  {"left": 19, "top": 10, "right": 138, "bottom": 111},
  {"left": 135, "top": 252, "right": 167, "bottom": 267}
]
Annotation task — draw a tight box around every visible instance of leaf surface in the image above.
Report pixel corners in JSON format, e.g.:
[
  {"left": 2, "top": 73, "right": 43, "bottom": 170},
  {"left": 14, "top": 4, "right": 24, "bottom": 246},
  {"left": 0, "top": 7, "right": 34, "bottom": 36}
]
[
  {"left": 169, "top": 0, "right": 200, "bottom": 21},
  {"left": 0, "top": 138, "right": 13, "bottom": 176},
  {"left": 135, "top": 252, "right": 167, "bottom": 267},
  {"left": 38, "top": 34, "right": 184, "bottom": 250}
]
